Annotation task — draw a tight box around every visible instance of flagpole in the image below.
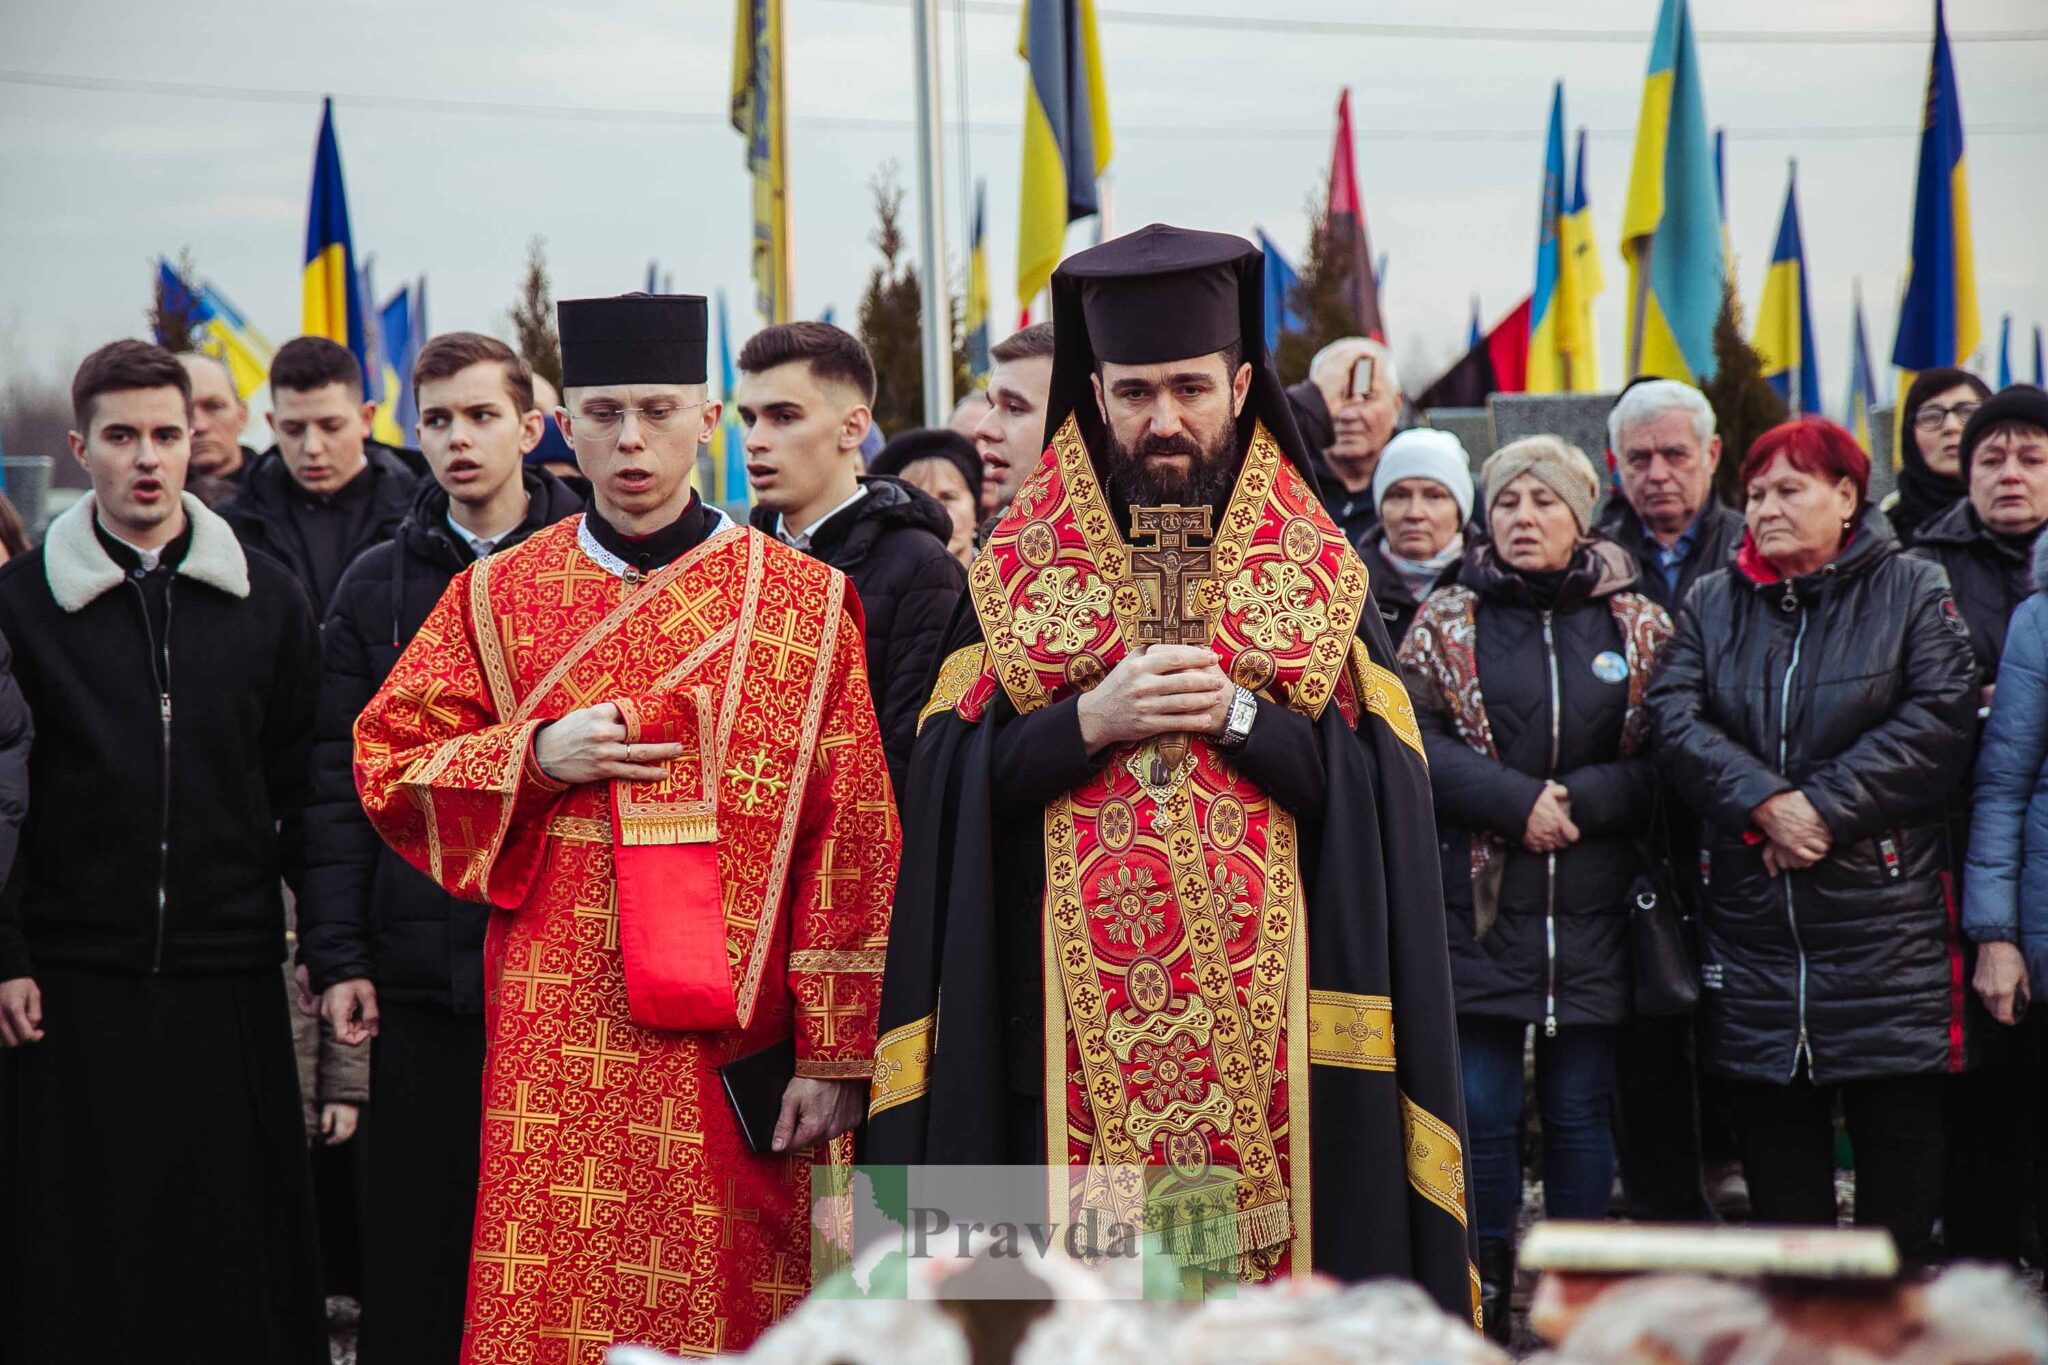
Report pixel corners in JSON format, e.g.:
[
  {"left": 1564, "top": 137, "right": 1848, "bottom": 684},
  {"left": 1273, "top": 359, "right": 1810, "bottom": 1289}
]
[
  {"left": 912, "top": 0, "right": 955, "bottom": 427},
  {"left": 1627, "top": 236, "right": 1651, "bottom": 377}
]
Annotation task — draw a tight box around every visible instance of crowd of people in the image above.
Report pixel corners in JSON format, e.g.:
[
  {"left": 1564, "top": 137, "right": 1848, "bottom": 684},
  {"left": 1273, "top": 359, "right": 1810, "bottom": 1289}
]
[{"left": 0, "top": 234, "right": 2045, "bottom": 1362}]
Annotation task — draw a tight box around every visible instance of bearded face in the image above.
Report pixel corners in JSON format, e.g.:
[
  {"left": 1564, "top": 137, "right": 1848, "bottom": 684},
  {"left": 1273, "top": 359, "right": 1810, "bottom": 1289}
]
[{"left": 1092, "top": 351, "right": 1250, "bottom": 511}]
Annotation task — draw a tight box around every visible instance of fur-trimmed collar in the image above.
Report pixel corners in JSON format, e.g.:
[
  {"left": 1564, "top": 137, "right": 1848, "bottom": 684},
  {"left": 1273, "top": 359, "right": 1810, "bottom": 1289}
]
[{"left": 43, "top": 492, "right": 250, "bottom": 612}]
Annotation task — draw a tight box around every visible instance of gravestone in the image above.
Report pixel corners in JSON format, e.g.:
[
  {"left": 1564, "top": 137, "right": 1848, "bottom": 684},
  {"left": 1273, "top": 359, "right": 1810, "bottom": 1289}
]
[
  {"left": 1488, "top": 392, "right": 1619, "bottom": 466},
  {"left": 1419, "top": 408, "right": 1494, "bottom": 469}
]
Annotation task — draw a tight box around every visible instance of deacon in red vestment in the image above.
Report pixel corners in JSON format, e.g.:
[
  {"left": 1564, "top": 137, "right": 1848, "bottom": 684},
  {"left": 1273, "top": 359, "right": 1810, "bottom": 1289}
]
[{"left": 355, "top": 294, "right": 896, "bottom": 1363}]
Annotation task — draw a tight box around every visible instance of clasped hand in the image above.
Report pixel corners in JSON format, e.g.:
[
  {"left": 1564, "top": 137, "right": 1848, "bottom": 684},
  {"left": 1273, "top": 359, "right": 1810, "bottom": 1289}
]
[
  {"left": 1523, "top": 781, "right": 1579, "bottom": 853},
  {"left": 1753, "top": 790, "right": 1832, "bottom": 875},
  {"left": 534, "top": 703, "right": 686, "bottom": 785},
  {"left": 1075, "top": 645, "right": 1234, "bottom": 753}
]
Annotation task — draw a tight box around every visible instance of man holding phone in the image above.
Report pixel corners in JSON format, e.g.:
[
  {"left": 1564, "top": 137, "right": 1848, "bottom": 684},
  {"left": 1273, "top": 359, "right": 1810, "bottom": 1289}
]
[{"left": 1284, "top": 335, "right": 1403, "bottom": 544}]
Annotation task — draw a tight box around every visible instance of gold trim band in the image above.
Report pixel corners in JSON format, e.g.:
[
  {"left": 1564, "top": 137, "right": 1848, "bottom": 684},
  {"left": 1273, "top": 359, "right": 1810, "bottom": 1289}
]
[{"left": 1306, "top": 990, "right": 1397, "bottom": 1071}]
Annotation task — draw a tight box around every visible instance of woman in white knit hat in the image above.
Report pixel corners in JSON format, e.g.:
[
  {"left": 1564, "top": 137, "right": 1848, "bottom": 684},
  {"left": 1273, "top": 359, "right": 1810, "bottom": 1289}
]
[{"left": 1359, "top": 427, "right": 1477, "bottom": 645}]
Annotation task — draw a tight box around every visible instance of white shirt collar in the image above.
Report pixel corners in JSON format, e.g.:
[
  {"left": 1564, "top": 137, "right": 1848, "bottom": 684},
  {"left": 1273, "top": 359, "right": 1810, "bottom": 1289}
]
[
  {"left": 445, "top": 494, "right": 530, "bottom": 560},
  {"left": 776, "top": 483, "right": 868, "bottom": 551}
]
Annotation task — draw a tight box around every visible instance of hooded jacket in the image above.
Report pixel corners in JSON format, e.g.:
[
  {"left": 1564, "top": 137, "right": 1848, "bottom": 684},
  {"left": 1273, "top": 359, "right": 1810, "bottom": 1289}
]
[
  {"left": 1906, "top": 498, "right": 2041, "bottom": 685},
  {"left": 216, "top": 442, "right": 420, "bottom": 612},
  {"left": 1646, "top": 506, "right": 1980, "bottom": 1084},
  {"left": 297, "top": 468, "right": 583, "bottom": 1009},
  {"left": 749, "top": 475, "right": 965, "bottom": 794},
  {"left": 1964, "top": 536, "right": 2048, "bottom": 988},
  {"left": 1404, "top": 541, "right": 1668, "bottom": 1030},
  {"left": 0, "top": 493, "right": 317, "bottom": 979}
]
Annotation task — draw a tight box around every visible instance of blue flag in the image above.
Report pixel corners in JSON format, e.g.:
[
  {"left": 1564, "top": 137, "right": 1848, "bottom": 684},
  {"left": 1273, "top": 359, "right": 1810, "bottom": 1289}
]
[{"left": 1255, "top": 229, "right": 1302, "bottom": 356}]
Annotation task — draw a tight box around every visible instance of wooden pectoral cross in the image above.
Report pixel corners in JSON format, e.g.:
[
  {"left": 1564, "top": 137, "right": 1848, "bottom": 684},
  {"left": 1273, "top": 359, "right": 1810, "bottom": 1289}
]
[{"left": 1129, "top": 504, "right": 1218, "bottom": 788}]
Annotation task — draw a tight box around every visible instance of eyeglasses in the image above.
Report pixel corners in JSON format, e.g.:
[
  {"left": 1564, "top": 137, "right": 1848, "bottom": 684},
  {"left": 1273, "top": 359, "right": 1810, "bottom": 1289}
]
[
  {"left": 1913, "top": 401, "right": 1982, "bottom": 431},
  {"left": 572, "top": 399, "right": 708, "bottom": 438}
]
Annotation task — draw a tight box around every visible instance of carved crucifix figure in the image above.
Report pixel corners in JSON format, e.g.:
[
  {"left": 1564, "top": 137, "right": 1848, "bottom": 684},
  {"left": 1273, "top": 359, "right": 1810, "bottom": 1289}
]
[{"left": 1129, "top": 504, "right": 1218, "bottom": 787}]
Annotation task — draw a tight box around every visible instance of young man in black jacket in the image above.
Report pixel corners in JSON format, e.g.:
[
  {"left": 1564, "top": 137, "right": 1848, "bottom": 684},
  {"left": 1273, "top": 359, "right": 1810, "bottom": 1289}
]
[
  {"left": 0, "top": 340, "right": 324, "bottom": 1362},
  {"left": 737, "top": 322, "right": 966, "bottom": 793},
  {"left": 219, "top": 334, "right": 421, "bottom": 613},
  {"left": 302, "top": 331, "right": 579, "bottom": 1365}
]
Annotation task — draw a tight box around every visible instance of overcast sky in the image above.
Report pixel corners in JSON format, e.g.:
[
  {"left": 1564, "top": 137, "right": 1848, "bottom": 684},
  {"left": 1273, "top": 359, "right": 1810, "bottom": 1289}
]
[{"left": 3, "top": 0, "right": 2044, "bottom": 418}]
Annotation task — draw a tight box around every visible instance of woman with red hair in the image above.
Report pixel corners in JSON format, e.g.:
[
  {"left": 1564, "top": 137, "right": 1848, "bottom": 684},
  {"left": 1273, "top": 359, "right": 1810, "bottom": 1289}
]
[{"left": 1646, "top": 417, "right": 1977, "bottom": 1259}]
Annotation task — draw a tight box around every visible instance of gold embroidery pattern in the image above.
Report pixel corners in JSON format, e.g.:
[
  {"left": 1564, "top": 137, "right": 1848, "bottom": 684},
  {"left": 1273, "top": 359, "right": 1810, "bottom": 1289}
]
[
  {"left": 547, "top": 815, "right": 611, "bottom": 843},
  {"left": 1400, "top": 1093, "right": 1470, "bottom": 1227},
  {"left": 918, "top": 644, "right": 991, "bottom": 734},
  {"left": 1225, "top": 561, "right": 1330, "bottom": 650},
  {"left": 1014, "top": 565, "right": 1114, "bottom": 654},
  {"left": 469, "top": 554, "right": 519, "bottom": 717},
  {"left": 868, "top": 1013, "right": 937, "bottom": 1116},
  {"left": 1350, "top": 641, "right": 1426, "bottom": 764},
  {"left": 788, "top": 949, "right": 886, "bottom": 973},
  {"left": 1306, "top": 990, "right": 1396, "bottom": 1071}
]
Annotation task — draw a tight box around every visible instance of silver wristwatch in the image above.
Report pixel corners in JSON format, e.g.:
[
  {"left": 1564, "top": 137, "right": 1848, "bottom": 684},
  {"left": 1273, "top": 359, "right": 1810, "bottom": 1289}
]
[{"left": 1217, "top": 685, "right": 1259, "bottom": 750}]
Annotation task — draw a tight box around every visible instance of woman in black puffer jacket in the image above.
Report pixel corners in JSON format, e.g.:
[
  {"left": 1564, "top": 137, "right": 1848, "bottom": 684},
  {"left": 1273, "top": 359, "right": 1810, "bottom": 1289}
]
[
  {"left": 1401, "top": 435, "right": 1671, "bottom": 1342},
  {"left": 1647, "top": 417, "right": 1977, "bottom": 1260}
]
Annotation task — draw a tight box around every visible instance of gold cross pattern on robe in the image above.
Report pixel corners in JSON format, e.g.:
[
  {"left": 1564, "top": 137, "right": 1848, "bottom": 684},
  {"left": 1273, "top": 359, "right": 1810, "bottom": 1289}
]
[{"left": 1129, "top": 504, "right": 1219, "bottom": 789}]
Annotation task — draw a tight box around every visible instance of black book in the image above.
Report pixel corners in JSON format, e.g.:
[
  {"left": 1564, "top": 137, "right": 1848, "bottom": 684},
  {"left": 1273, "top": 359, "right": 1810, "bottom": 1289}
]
[{"left": 719, "top": 1036, "right": 797, "bottom": 1155}]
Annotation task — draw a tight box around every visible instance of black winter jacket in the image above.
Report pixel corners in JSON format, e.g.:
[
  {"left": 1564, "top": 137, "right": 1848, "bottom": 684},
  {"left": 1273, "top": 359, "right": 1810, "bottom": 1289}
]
[
  {"left": 1646, "top": 507, "right": 1980, "bottom": 1084},
  {"left": 1596, "top": 496, "right": 1745, "bottom": 612},
  {"left": 0, "top": 495, "right": 317, "bottom": 979},
  {"left": 217, "top": 443, "right": 420, "bottom": 612},
  {"left": 298, "top": 471, "right": 584, "bottom": 1010},
  {"left": 0, "top": 630, "right": 29, "bottom": 918},
  {"left": 1411, "top": 542, "right": 1664, "bottom": 1030},
  {"left": 750, "top": 476, "right": 965, "bottom": 795},
  {"left": 1906, "top": 499, "right": 2040, "bottom": 685}
]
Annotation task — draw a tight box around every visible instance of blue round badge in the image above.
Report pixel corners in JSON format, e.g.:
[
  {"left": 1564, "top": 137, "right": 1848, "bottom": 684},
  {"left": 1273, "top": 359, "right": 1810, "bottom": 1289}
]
[{"left": 1591, "top": 651, "right": 1630, "bottom": 685}]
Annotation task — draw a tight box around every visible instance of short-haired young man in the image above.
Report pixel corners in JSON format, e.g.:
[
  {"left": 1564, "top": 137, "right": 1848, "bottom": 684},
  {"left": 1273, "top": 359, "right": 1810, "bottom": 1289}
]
[
  {"left": 738, "top": 321, "right": 965, "bottom": 792},
  {"left": 0, "top": 339, "right": 324, "bottom": 1361},
  {"left": 219, "top": 334, "right": 423, "bottom": 612},
  {"left": 299, "top": 332, "right": 580, "bottom": 1364},
  {"left": 972, "top": 322, "right": 1055, "bottom": 517}
]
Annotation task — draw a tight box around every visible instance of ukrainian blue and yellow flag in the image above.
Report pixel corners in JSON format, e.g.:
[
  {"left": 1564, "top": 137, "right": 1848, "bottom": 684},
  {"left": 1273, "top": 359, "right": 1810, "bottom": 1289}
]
[
  {"left": 1531, "top": 87, "right": 1600, "bottom": 393},
  {"left": 1564, "top": 126, "right": 1603, "bottom": 389},
  {"left": 1846, "top": 281, "right": 1878, "bottom": 453},
  {"left": 704, "top": 290, "right": 753, "bottom": 518},
  {"left": 1621, "top": 0, "right": 1722, "bottom": 384},
  {"left": 732, "top": 0, "right": 790, "bottom": 323},
  {"left": 1528, "top": 83, "right": 1571, "bottom": 393},
  {"left": 1890, "top": 0, "right": 1978, "bottom": 457},
  {"left": 966, "top": 180, "right": 992, "bottom": 381},
  {"left": 1017, "top": 0, "right": 1112, "bottom": 308},
  {"left": 156, "top": 258, "right": 276, "bottom": 399},
  {"left": 1754, "top": 164, "right": 1820, "bottom": 416},
  {"left": 378, "top": 285, "right": 421, "bottom": 441},
  {"left": 302, "top": 97, "right": 366, "bottom": 378}
]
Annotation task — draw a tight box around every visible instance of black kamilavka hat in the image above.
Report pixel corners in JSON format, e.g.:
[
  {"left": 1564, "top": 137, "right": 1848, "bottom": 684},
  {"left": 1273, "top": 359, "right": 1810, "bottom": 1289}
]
[{"left": 557, "top": 293, "right": 709, "bottom": 388}]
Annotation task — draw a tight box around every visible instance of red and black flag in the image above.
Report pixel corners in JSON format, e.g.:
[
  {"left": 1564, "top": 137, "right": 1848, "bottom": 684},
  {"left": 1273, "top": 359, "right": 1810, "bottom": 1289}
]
[{"left": 1326, "top": 89, "right": 1385, "bottom": 343}]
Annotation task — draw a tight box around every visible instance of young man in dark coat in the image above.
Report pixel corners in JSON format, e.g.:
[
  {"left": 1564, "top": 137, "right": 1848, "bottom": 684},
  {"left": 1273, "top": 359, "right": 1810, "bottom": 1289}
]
[
  {"left": 737, "top": 321, "right": 966, "bottom": 794},
  {"left": 0, "top": 340, "right": 324, "bottom": 1362},
  {"left": 218, "top": 334, "right": 421, "bottom": 613},
  {"left": 302, "top": 332, "right": 580, "bottom": 1364}
]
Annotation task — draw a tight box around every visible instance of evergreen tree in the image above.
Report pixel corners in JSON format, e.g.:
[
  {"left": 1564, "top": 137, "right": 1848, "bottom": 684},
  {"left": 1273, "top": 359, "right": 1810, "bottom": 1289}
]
[
  {"left": 148, "top": 247, "right": 203, "bottom": 354},
  {"left": 857, "top": 165, "right": 972, "bottom": 439},
  {"left": 1699, "top": 278, "right": 1788, "bottom": 505},
  {"left": 1273, "top": 191, "right": 1359, "bottom": 386},
  {"left": 507, "top": 236, "right": 562, "bottom": 389}
]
